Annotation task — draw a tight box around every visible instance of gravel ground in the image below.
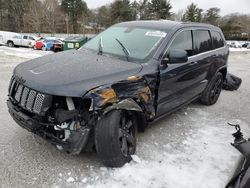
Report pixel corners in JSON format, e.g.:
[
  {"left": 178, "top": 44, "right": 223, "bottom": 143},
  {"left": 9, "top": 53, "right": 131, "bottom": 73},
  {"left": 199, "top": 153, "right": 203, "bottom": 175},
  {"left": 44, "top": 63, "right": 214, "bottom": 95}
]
[{"left": 0, "top": 46, "right": 250, "bottom": 188}]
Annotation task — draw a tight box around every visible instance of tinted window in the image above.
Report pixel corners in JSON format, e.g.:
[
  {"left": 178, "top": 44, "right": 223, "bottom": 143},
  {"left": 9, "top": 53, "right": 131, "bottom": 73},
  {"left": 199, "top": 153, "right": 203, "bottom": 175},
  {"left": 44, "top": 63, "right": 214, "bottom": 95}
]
[
  {"left": 23, "top": 36, "right": 28, "bottom": 39},
  {"left": 168, "top": 30, "right": 193, "bottom": 56},
  {"left": 211, "top": 31, "right": 224, "bottom": 49},
  {"left": 193, "top": 30, "right": 212, "bottom": 55}
]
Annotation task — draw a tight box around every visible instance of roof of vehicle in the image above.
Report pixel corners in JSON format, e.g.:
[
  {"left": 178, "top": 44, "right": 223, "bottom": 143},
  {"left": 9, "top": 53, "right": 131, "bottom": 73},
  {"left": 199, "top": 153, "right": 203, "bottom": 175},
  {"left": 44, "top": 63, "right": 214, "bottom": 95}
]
[{"left": 116, "top": 20, "right": 219, "bottom": 31}]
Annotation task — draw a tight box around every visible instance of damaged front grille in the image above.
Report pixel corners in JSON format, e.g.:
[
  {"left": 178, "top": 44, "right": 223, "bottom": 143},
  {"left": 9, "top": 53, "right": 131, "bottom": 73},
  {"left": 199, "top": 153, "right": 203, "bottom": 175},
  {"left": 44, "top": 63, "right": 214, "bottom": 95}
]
[{"left": 9, "top": 75, "right": 52, "bottom": 115}]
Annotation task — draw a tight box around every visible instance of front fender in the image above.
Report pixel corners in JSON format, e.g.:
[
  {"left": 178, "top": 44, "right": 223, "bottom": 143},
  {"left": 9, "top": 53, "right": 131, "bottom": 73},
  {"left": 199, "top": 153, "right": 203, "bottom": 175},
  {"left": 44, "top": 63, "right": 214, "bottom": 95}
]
[
  {"left": 103, "top": 98, "right": 143, "bottom": 115},
  {"left": 103, "top": 98, "right": 147, "bottom": 132},
  {"left": 83, "top": 77, "right": 156, "bottom": 121}
]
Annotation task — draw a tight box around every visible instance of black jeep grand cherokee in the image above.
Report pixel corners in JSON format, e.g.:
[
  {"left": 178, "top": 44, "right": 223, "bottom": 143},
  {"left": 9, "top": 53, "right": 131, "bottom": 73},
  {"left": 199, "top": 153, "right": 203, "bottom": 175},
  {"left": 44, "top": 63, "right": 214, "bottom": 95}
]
[{"left": 7, "top": 20, "right": 229, "bottom": 167}]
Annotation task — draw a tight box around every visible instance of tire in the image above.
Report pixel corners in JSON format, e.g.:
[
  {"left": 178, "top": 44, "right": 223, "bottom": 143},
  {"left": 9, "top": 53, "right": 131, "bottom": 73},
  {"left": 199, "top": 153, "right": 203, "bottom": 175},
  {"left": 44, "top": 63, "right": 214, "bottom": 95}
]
[
  {"left": 200, "top": 72, "right": 223, "bottom": 105},
  {"left": 7, "top": 41, "right": 14, "bottom": 48},
  {"left": 95, "top": 110, "right": 137, "bottom": 167}
]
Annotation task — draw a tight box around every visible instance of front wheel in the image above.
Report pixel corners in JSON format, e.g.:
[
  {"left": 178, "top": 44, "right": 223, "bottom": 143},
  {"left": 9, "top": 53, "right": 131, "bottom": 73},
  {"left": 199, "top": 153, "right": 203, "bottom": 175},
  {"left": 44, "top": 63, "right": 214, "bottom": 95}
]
[
  {"left": 95, "top": 110, "right": 137, "bottom": 167},
  {"left": 200, "top": 72, "right": 223, "bottom": 105}
]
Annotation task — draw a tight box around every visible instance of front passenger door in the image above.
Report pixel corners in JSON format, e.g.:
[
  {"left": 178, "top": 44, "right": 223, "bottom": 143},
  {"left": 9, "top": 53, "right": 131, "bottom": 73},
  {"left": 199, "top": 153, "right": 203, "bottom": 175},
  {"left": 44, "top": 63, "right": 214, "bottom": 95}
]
[{"left": 22, "top": 36, "right": 29, "bottom": 47}]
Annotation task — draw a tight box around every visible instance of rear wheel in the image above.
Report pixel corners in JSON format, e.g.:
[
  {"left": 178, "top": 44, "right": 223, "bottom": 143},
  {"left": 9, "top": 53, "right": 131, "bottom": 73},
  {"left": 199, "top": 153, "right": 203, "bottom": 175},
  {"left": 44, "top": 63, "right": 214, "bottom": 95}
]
[
  {"left": 7, "top": 41, "right": 14, "bottom": 48},
  {"left": 200, "top": 72, "right": 223, "bottom": 105},
  {"left": 95, "top": 110, "right": 137, "bottom": 167}
]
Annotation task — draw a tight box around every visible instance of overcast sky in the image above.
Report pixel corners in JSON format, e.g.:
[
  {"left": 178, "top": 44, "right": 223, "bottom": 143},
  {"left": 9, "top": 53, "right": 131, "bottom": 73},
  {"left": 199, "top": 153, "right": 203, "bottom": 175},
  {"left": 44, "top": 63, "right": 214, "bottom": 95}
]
[{"left": 84, "top": 0, "right": 250, "bottom": 16}]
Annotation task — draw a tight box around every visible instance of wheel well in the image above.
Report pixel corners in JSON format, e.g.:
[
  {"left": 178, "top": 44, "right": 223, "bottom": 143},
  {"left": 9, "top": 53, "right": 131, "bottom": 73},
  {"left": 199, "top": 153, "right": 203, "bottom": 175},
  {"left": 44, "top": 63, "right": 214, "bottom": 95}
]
[
  {"left": 7, "top": 40, "right": 13, "bottom": 43},
  {"left": 219, "top": 68, "right": 227, "bottom": 80},
  {"left": 133, "top": 111, "right": 147, "bottom": 132},
  {"left": 102, "top": 98, "right": 147, "bottom": 133}
]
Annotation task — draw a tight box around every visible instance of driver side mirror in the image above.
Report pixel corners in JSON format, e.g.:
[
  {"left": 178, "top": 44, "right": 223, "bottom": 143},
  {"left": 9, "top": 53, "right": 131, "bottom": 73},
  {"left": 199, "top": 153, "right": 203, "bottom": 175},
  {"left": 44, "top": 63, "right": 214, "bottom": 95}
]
[{"left": 161, "top": 49, "right": 188, "bottom": 66}]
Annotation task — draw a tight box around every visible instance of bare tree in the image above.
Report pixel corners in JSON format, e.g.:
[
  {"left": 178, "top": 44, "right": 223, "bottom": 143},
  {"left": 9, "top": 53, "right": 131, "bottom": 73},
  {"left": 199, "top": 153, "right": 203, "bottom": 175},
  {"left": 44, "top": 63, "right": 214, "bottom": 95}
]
[
  {"left": 43, "top": 0, "right": 65, "bottom": 35},
  {"left": 23, "top": 0, "right": 44, "bottom": 33}
]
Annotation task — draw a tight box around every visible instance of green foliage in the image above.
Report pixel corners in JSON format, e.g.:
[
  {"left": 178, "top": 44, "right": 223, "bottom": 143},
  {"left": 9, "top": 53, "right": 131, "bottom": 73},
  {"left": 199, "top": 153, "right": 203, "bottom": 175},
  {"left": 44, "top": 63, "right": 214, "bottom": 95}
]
[
  {"left": 61, "top": 0, "right": 89, "bottom": 33},
  {"left": 96, "top": 5, "right": 112, "bottom": 27},
  {"left": 137, "top": 0, "right": 150, "bottom": 20},
  {"left": 182, "top": 3, "right": 203, "bottom": 22},
  {"left": 220, "top": 14, "right": 250, "bottom": 40},
  {"left": 148, "top": 0, "right": 172, "bottom": 19},
  {"left": 110, "top": 0, "right": 133, "bottom": 24},
  {"left": 204, "top": 7, "right": 221, "bottom": 26},
  {"left": 0, "top": 0, "right": 249, "bottom": 38}
]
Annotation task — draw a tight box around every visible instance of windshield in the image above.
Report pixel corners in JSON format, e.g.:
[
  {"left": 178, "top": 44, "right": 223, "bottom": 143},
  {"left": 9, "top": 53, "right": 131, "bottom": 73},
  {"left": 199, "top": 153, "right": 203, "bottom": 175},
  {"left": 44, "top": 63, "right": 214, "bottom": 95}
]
[{"left": 82, "top": 26, "right": 167, "bottom": 63}]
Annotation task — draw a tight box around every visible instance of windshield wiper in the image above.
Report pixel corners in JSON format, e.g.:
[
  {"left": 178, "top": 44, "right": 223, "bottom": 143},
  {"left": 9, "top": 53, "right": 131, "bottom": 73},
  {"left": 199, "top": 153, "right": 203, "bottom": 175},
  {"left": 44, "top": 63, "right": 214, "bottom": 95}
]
[
  {"left": 98, "top": 36, "right": 103, "bottom": 55},
  {"left": 115, "top": 38, "right": 130, "bottom": 61}
]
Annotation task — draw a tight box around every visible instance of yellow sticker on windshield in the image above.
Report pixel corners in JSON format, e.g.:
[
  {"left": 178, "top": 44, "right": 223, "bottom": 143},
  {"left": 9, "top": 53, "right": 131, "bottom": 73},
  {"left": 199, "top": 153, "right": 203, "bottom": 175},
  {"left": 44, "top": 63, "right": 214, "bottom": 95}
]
[{"left": 145, "top": 31, "right": 167, "bottom": 38}]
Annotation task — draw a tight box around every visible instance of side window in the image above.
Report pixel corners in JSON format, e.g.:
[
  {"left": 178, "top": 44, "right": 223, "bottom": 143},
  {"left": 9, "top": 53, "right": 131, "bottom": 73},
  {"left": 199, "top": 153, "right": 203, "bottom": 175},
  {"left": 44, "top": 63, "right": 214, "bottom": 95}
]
[
  {"left": 210, "top": 31, "right": 225, "bottom": 49},
  {"left": 193, "top": 30, "right": 212, "bottom": 55},
  {"left": 168, "top": 30, "right": 193, "bottom": 56},
  {"left": 23, "top": 36, "right": 28, "bottom": 39},
  {"left": 29, "top": 36, "right": 34, "bottom": 40}
]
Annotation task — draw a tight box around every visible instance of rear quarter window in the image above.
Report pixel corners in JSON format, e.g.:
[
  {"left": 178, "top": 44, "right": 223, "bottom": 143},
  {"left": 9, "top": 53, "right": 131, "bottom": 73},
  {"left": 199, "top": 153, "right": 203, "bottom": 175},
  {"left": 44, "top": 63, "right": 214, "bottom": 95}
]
[
  {"left": 193, "top": 30, "right": 212, "bottom": 55},
  {"left": 210, "top": 31, "right": 225, "bottom": 49}
]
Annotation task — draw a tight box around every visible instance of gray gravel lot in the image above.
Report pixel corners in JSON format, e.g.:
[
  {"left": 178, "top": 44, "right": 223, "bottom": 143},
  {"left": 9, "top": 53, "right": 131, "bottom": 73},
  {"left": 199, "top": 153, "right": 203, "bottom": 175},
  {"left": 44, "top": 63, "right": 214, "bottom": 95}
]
[{"left": 0, "top": 47, "right": 250, "bottom": 188}]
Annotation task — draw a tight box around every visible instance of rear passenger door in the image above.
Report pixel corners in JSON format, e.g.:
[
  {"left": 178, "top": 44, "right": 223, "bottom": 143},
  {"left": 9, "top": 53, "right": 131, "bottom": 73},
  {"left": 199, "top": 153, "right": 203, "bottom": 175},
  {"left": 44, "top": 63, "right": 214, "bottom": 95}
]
[
  {"left": 181, "top": 29, "right": 214, "bottom": 102},
  {"left": 210, "top": 30, "right": 227, "bottom": 68}
]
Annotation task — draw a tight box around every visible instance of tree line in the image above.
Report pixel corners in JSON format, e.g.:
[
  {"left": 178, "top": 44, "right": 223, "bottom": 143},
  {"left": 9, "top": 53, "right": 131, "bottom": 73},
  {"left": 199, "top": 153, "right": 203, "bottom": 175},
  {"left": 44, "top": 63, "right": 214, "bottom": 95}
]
[{"left": 0, "top": 0, "right": 249, "bottom": 40}]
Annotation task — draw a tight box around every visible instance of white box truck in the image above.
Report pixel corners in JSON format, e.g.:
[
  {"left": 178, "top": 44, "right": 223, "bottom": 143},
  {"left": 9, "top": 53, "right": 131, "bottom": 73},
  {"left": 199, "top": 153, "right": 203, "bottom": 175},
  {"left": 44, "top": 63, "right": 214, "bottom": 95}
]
[{"left": 0, "top": 31, "right": 19, "bottom": 45}]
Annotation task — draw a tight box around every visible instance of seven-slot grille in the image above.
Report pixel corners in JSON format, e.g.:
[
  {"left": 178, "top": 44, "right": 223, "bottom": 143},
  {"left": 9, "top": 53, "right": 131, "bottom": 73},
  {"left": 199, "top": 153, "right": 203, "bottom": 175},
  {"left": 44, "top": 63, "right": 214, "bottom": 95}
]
[{"left": 9, "top": 76, "right": 51, "bottom": 115}]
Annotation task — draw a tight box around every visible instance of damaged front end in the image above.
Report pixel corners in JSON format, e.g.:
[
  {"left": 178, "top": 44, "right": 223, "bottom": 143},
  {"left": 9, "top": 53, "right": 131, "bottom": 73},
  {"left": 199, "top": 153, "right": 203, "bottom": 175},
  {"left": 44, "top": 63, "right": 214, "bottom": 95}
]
[
  {"left": 7, "top": 73, "right": 156, "bottom": 154},
  {"left": 7, "top": 96, "right": 93, "bottom": 154},
  {"left": 7, "top": 75, "right": 96, "bottom": 154}
]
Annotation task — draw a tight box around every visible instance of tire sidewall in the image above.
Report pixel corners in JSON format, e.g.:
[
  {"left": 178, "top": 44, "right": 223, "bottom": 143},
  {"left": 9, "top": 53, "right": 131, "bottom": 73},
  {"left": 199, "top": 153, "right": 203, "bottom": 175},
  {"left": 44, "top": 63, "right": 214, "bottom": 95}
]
[
  {"left": 201, "top": 72, "right": 223, "bottom": 105},
  {"left": 8, "top": 41, "right": 14, "bottom": 47},
  {"left": 95, "top": 109, "right": 137, "bottom": 167}
]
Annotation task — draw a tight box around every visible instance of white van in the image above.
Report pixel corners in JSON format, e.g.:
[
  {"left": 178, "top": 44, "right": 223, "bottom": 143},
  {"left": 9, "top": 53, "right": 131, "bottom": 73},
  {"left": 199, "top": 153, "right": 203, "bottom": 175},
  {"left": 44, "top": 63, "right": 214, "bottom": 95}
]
[{"left": 0, "top": 31, "right": 20, "bottom": 45}]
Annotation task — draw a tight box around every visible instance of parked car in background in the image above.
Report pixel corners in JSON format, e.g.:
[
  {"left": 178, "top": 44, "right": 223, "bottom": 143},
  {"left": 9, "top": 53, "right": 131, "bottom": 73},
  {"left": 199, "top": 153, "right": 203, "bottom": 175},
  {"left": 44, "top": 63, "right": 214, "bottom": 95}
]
[
  {"left": 34, "top": 38, "right": 44, "bottom": 50},
  {"left": 242, "top": 42, "right": 249, "bottom": 48},
  {"left": 0, "top": 31, "right": 19, "bottom": 45},
  {"left": 228, "top": 41, "right": 242, "bottom": 48},
  {"left": 4, "top": 34, "right": 38, "bottom": 48},
  {"left": 53, "top": 40, "right": 64, "bottom": 52},
  {"left": 42, "top": 39, "right": 63, "bottom": 52},
  {"left": 7, "top": 20, "right": 229, "bottom": 167}
]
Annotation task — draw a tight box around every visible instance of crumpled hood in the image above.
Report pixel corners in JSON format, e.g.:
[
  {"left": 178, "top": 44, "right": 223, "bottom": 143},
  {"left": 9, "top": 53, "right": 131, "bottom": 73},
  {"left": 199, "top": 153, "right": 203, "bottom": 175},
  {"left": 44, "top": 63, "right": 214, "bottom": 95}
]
[{"left": 14, "top": 49, "right": 142, "bottom": 97}]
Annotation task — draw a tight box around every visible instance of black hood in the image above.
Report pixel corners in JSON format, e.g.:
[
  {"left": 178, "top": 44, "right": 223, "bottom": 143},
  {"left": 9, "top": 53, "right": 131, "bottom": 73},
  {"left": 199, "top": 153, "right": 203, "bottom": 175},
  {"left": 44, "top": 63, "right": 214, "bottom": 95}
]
[{"left": 14, "top": 49, "right": 142, "bottom": 97}]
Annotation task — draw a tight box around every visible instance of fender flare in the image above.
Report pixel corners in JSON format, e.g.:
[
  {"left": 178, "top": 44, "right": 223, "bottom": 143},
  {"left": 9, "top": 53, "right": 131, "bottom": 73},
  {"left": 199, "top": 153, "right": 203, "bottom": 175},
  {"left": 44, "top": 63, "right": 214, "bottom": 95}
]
[
  {"left": 104, "top": 98, "right": 143, "bottom": 115},
  {"left": 103, "top": 98, "right": 147, "bottom": 132}
]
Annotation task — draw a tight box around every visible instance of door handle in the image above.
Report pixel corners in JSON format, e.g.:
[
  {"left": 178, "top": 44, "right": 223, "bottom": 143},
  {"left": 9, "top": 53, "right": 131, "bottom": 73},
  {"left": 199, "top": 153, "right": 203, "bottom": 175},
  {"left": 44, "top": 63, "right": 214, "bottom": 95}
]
[{"left": 189, "top": 62, "right": 198, "bottom": 66}]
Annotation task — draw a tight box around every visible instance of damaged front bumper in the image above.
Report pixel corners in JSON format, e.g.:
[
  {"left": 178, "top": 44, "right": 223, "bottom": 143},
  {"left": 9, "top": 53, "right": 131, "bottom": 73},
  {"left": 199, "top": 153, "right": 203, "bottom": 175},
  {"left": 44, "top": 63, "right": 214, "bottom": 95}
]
[{"left": 7, "top": 99, "right": 91, "bottom": 154}]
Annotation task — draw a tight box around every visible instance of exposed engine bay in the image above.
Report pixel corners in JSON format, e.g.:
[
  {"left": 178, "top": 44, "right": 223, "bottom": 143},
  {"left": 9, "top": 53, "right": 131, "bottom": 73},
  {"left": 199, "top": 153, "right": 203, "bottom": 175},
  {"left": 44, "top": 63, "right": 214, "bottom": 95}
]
[
  {"left": 45, "top": 96, "right": 96, "bottom": 154},
  {"left": 7, "top": 90, "right": 95, "bottom": 154}
]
